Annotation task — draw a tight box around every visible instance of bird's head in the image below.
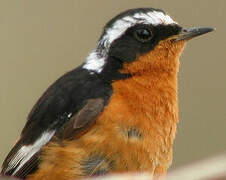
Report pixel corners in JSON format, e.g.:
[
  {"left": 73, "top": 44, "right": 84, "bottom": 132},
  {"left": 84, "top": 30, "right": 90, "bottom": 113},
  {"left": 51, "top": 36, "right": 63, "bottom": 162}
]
[{"left": 83, "top": 8, "right": 214, "bottom": 79}]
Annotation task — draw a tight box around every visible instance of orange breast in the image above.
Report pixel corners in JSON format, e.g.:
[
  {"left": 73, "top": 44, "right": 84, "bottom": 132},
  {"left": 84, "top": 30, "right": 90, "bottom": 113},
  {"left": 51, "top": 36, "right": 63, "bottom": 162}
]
[
  {"left": 28, "top": 40, "right": 185, "bottom": 180},
  {"left": 95, "top": 70, "right": 179, "bottom": 175}
]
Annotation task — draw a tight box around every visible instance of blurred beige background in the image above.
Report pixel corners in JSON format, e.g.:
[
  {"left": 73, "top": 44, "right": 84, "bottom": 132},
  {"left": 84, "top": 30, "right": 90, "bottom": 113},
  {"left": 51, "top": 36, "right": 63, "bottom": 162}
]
[{"left": 0, "top": 0, "right": 225, "bottom": 170}]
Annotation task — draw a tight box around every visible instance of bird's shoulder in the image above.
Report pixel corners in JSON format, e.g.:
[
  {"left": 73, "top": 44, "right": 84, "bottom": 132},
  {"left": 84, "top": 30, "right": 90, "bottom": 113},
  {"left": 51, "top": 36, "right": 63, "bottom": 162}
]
[{"left": 1, "top": 65, "right": 113, "bottom": 178}]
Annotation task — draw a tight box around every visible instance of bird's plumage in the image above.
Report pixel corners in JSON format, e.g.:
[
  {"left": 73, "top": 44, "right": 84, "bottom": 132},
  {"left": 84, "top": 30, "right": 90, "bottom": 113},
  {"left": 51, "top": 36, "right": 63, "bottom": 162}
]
[
  {"left": 1, "top": 7, "right": 213, "bottom": 180},
  {"left": 2, "top": 67, "right": 113, "bottom": 178}
]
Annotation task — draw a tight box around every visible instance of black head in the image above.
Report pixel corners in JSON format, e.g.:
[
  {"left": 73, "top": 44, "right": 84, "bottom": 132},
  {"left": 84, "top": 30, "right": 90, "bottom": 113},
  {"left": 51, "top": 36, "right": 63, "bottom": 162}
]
[
  {"left": 83, "top": 8, "right": 214, "bottom": 78},
  {"left": 102, "top": 8, "right": 181, "bottom": 62}
]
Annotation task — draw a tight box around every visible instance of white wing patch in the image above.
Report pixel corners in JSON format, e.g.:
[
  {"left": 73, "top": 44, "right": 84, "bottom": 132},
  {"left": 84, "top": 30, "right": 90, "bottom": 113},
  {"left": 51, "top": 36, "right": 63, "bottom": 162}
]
[{"left": 6, "top": 130, "right": 55, "bottom": 175}]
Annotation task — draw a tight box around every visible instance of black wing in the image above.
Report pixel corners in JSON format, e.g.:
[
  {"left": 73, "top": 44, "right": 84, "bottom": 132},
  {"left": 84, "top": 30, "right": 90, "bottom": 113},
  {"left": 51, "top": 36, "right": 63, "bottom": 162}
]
[{"left": 1, "top": 65, "right": 112, "bottom": 178}]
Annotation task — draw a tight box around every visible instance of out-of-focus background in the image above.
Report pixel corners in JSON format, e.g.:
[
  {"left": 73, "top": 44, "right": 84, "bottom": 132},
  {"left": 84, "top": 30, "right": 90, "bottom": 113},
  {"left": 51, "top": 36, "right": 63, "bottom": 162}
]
[{"left": 0, "top": 0, "right": 225, "bottom": 170}]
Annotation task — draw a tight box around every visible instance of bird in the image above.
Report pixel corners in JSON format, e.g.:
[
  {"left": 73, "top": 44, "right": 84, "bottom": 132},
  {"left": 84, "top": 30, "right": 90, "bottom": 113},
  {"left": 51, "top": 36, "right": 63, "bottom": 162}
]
[{"left": 1, "top": 8, "right": 214, "bottom": 180}]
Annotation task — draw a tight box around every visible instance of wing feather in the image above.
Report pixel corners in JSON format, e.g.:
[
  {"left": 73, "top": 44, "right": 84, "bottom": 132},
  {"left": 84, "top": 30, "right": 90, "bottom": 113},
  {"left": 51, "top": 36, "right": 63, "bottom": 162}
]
[
  {"left": 2, "top": 131, "right": 55, "bottom": 178},
  {"left": 1, "top": 67, "right": 112, "bottom": 178}
]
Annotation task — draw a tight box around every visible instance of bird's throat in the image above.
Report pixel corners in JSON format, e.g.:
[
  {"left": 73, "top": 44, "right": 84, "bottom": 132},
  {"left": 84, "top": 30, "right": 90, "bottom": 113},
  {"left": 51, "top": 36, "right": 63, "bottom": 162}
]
[
  {"left": 120, "top": 39, "right": 185, "bottom": 76},
  {"left": 96, "top": 40, "right": 186, "bottom": 175},
  {"left": 28, "top": 40, "right": 185, "bottom": 180},
  {"left": 94, "top": 66, "right": 180, "bottom": 175}
]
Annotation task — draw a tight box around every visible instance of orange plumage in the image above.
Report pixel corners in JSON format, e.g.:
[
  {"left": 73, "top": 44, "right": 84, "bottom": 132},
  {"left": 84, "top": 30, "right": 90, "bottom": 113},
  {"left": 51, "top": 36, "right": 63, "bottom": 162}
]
[
  {"left": 2, "top": 7, "right": 213, "bottom": 180},
  {"left": 28, "top": 39, "right": 186, "bottom": 180}
]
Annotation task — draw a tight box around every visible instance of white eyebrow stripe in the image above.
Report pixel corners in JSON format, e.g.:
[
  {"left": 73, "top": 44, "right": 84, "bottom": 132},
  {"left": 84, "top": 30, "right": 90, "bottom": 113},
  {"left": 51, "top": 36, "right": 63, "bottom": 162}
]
[
  {"left": 122, "top": 16, "right": 137, "bottom": 23},
  {"left": 83, "top": 10, "right": 177, "bottom": 74},
  {"left": 104, "top": 11, "right": 177, "bottom": 45}
]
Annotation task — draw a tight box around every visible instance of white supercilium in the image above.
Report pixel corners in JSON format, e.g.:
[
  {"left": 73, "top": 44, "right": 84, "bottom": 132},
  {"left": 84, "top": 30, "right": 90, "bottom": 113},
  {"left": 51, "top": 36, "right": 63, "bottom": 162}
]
[{"left": 83, "top": 10, "right": 177, "bottom": 73}]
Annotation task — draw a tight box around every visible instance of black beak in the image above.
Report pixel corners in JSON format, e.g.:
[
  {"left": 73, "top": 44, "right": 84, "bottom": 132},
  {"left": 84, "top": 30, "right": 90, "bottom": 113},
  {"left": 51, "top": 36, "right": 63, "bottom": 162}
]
[{"left": 174, "top": 27, "right": 215, "bottom": 41}]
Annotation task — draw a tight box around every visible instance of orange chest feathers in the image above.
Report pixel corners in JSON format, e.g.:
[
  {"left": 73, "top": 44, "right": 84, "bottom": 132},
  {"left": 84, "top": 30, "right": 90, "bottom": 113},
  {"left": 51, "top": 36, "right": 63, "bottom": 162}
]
[
  {"left": 29, "top": 41, "right": 184, "bottom": 180},
  {"left": 30, "top": 73, "right": 179, "bottom": 180},
  {"left": 84, "top": 40, "right": 184, "bottom": 175},
  {"left": 95, "top": 72, "right": 179, "bottom": 173}
]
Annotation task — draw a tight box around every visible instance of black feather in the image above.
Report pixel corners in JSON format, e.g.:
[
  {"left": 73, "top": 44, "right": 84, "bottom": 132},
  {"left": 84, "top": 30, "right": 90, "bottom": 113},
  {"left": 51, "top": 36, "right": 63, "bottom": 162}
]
[{"left": 1, "top": 66, "right": 114, "bottom": 178}]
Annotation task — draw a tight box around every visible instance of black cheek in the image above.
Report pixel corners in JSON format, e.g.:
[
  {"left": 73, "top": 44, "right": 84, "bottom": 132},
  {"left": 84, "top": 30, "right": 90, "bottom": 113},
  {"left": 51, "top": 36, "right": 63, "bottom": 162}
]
[
  {"left": 138, "top": 41, "right": 156, "bottom": 55},
  {"left": 109, "top": 35, "right": 158, "bottom": 63},
  {"left": 109, "top": 37, "right": 140, "bottom": 62}
]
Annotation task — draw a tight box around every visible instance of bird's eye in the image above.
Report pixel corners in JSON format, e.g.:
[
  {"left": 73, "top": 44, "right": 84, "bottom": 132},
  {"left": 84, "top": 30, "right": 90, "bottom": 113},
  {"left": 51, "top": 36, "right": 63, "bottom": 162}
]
[{"left": 134, "top": 28, "right": 153, "bottom": 42}]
